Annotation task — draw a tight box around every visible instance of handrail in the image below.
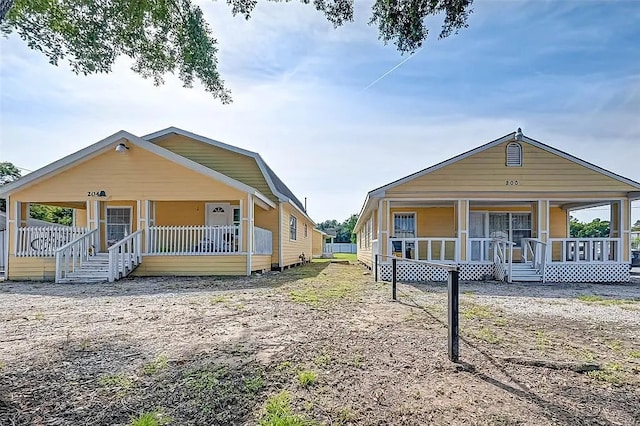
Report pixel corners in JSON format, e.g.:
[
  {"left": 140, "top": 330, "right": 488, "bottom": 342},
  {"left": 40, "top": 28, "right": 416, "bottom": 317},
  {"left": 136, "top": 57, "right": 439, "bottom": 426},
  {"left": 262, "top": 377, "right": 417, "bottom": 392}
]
[
  {"left": 548, "top": 237, "right": 621, "bottom": 262},
  {"left": 492, "top": 238, "right": 514, "bottom": 283},
  {"left": 388, "top": 237, "right": 459, "bottom": 262},
  {"left": 522, "top": 238, "right": 548, "bottom": 282},
  {"left": 108, "top": 230, "right": 143, "bottom": 282},
  {"left": 54, "top": 229, "right": 98, "bottom": 283},
  {"left": 17, "top": 226, "right": 87, "bottom": 257}
]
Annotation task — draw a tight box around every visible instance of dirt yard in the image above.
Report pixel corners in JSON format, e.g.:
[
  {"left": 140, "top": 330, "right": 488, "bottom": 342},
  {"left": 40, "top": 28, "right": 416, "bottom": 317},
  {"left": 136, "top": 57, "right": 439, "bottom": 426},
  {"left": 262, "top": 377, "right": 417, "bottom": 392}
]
[{"left": 1, "top": 262, "right": 639, "bottom": 426}]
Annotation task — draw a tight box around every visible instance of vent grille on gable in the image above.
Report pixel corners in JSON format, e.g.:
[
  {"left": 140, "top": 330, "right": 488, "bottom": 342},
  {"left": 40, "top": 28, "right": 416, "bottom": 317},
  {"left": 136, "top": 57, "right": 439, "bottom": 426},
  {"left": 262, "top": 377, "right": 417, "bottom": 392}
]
[{"left": 506, "top": 143, "right": 522, "bottom": 167}]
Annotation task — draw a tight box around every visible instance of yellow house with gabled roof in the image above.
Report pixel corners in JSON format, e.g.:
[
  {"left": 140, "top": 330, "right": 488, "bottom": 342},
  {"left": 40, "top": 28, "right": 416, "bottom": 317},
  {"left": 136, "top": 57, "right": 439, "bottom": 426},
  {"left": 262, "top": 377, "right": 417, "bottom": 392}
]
[
  {"left": 354, "top": 129, "right": 640, "bottom": 283},
  {"left": 1, "top": 128, "right": 316, "bottom": 282}
]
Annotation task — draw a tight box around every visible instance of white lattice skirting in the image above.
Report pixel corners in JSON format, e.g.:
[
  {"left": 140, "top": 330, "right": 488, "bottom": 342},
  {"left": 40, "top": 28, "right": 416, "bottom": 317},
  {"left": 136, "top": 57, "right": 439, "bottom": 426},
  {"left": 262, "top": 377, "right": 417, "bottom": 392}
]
[
  {"left": 377, "top": 262, "right": 494, "bottom": 282},
  {"left": 544, "top": 263, "right": 630, "bottom": 283},
  {"left": 459, "top": 263, "right": 495, "bottom": 281}
]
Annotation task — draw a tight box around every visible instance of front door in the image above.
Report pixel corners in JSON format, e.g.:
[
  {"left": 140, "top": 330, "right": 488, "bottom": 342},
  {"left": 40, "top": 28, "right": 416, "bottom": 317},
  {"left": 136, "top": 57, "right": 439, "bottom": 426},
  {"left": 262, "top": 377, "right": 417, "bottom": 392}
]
[
  {"left": 205, "top": 203, "right": 231, "bottom": 227},
  {"left": 106, "top": 207, "right": 132, "bottom": 247},
  {"left": 469, "top": 212, "right": 488, "bottom": 261}
]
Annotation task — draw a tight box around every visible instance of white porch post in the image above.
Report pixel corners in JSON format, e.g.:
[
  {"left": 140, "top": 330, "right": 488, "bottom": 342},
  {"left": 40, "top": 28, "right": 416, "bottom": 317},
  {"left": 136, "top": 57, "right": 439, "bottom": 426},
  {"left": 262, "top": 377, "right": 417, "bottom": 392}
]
[
  {"left": 458, "top": 200, "right": 468, "bottom": 262},
  {"left": 4, "top": 196, "right": 12, "bottom": 278},
  {"left": 537, "top": 200, "right": 549, "bottom": 243},
  {"left": 622, "top": 198, "right": 631, "bottom": 263},
  {"left": 377, "top": 199, "right": 383, "bottom": 258},
  {"left": 12, "top": 201, "right": 20, "bottom": 255},
  {"left": 247, "top": 194, "right": 253, "bottom": 276},
  {"left": 144, "top": 200, "right": 151, "bottom": 253}
]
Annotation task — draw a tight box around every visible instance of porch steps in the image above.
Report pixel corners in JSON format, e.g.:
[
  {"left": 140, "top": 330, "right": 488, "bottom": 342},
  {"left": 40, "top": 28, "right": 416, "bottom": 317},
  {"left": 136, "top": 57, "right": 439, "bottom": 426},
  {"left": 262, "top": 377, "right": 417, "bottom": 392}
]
[
  {"left": 510, "top": 263, "right": 542, "bottom": 282},
  {"left": 57, "top": 253, "right": 137, "bottom": 284}
]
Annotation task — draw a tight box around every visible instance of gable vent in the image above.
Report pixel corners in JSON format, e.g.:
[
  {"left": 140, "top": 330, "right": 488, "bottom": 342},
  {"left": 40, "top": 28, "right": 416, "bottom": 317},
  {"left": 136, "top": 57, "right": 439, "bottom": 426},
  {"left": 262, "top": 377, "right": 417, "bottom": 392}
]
[{"left": 506, "top": 143, "right": 522, "bottom": 167}]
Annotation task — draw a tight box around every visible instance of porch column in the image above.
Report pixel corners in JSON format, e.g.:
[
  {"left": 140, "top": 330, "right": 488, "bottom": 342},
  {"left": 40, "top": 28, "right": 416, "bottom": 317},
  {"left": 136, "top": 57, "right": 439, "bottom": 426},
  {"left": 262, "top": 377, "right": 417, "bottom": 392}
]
[
  {"left": 531, "top": 202, "right": 539, "bottom": 238},
  {"left": 96, "top": 200, "right": 107, "bottom": 252},
  {"left": 537, "top": 200, "right": 549, "bottom": 243},
  {"left": 457, "top": 200, "right": 469, "bottom": 262},
  {"left": 19, "top": 202, "right": 29, "bottom": 228},
  {"left": 610, "top": 201, "right": 621, "bottom": 239},
  {"left": 12, "top": 201, "right": 20, "bottom": 256},
  {"left": 381, "top": 199, "right": 389, "bottom": 259},
  {"left": 3, "top": 196, "right": 9, "bottom": 279},
  {"left": 621, "top": 199, "right": 631, "bottom": 263},
  {"left": 246, "top": 194, "right": 253, "bottom": 276}
]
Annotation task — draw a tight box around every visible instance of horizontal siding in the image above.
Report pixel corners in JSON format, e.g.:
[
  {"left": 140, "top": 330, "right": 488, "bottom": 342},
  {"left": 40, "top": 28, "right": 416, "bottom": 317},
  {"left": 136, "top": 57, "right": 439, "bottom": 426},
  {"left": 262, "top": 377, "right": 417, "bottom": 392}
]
[
  {"left": 386, "top": 141, "right": 638, "bottom": 195},
  {"left": 312, "top": 230, "right": 323, "bottom": 257},
  {"left": 155, "top": 135, "right": 276, "bottom": 202},
  {"left": 280, "top": 203, "right": 313, "bottom": 266},
  {"left": 8, "top": 256, "right": 55, "bottom": 281},
  {"left": 252, "top": 255, "right": 272, "bottom": 272},
  {"left": 134, "top": 255, "right": 246, "bottom": 276},
  {"left": 357, "top": 245, "right": 372, "bottom": 267},
  {"left": 12, "top": 144, "right": 247, "bottom": 202},
  {"left": 549, "top": 207, "right": 568, "bottom": 239}
]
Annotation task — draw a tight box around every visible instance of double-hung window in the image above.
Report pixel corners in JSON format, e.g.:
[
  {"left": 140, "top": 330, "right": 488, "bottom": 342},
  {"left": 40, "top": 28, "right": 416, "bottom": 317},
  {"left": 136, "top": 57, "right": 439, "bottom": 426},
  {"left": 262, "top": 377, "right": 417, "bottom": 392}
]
[
  {"left": 489, "top": 212, "right": 531, "bottom": 247},
  {"left": 290, "top": 215, "right": 297, "bottom": 241},
  {"left": 393, "top": 213, "right": 416, "bottom": 238}
]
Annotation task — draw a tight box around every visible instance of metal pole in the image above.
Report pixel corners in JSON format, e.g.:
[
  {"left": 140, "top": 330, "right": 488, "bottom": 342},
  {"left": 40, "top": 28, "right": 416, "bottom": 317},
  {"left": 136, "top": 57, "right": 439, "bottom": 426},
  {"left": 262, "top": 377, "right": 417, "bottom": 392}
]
[
  {"left": 392, "top": 257, "right": 397, "bottom": 301},
  {"left": 374, "top": 254, "right": 378, "bottom": 282},
  {"left": 448, "top": 269, "right": 460, "bottom": 363}
]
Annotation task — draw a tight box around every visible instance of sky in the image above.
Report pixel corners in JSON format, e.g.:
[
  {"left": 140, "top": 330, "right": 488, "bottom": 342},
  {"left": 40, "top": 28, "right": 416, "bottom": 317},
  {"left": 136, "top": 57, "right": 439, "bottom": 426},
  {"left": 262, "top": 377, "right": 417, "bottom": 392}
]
[{"left": 1, "top": 0, "right": 639, "bottom": 224}]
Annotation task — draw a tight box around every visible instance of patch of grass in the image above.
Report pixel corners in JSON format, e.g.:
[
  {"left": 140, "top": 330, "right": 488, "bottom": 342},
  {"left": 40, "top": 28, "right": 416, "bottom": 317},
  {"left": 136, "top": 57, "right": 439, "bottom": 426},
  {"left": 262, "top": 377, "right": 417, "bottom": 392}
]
[
  {"left": 34, "top": 312, "right": 45, "bottom": 321},
  {"left": 99, "top": 373, "right": 135, "bottom": 395},
  {"left": 289, "top": 281, "right": 357, "bottom": 307},
  {"left": 608, "top": 340, "right": 623, "bottom": 351},
  {"left": 184, "top": 365, "right": 229, "bottom": 392},
  {"left": 130, "top": 410, "right": 170, "bottom": 426},
  {"left": 577, "top": 295, "right": 639, "bottom": 306},
  {"left": 493, "top": 318, "right": 508, "bottom": 327},
  {"left": 628, "top": 350, "right": 640, "bottom": 359},
  {"left": 333, "top": 253, "right": 357, "bottom": 262},
  {"left": 587, "top": 363, "right": 626, "bottom": 386},
  {"left": 579, "top": 349, "right": 596, "bottom": 362},
  {"left": 0, "top": 360, "right": 5, "bottom": 371},
  {"left": 314, "top": 353, "right": 332, "bottom": 367},
  {"left": 475, "top": 327, "right": 500, "bottom": 344},
  {"left": 143, "top": 355, "right": 169, "bottom": 375},
  {"left": 535, "top": 330, "right": 551, "bottom": 350},
  {"left": 210, "top": 295, "right": 231, "bottom": 305},
  {"left": 260, "top": 391, "right": 314, "bottom": 426},
  {"left": 244, "top": 375, "right": 265, "bottom": 393},
  {"left": 337, "top": 407, "right": 356, "bottom": 424},
  {"left": 462, "top": 303, "right": 493, "bottom": 320},
  {"left": 351, "top": 353, "right": 365, "bottom": 368},
  {"left": 462, "top": 290, "right": 475, "bottom": 296},
  {"left": 297, "top": 370, "right": 318, "bottom": 388},
  {"left": 276, "top": 361, "right": 293, "bottom": 371}
]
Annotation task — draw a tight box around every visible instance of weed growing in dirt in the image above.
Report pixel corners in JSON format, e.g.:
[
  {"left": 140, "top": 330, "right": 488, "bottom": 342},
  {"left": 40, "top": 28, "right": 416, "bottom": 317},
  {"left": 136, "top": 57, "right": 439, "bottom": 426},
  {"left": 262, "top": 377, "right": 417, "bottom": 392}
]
[
  {"left": 130, "top": 410, "right": 171, "bottom": 426},
  {"left": 351, "top": 353, "right": 365, "bottom": 368},
  {"left": 34, "top": 312, "right": 45, "bottom": 321},
  {"left": 577, "top": 295, "right": 639, "bottom": 306},
  {"left": 277, "top": 361, "right": 293, "bottom": 371},
  {"left": 587, "top": 363, "right": 626, "bottom": 386},
  {"left": 184, "top": 365, "right": 229, "bottom": 392},
  {"left": 535, "top": 330, "right": 551, "bottom": 350},
  {"left": 493, "top": 318, "right": 508, "bottom": 327},
  {"left": 579, "top": 349, "right": 596, "bottom": 362},
  {"left": 0, "top": 360, "right": 5, "bottom": 371},
  {"left": 143, "top": 355, "right": 169, "bottom": 375},
  {"left": 260, "top": 391, "right": 313, "bottom": 426},
  {"left": 628, "top": 350, "right": 640, "bottom": 359},
  {"left": 99, "top": 373, "right": 135, "bottom": 395},
  {"left": 462, "top": 291, "right": 475, "bottom": 296},
  {"left": 475, "top": 327, "right": 500, "bottom": 344},
  {"left": 297, "top": 370, "right": 318, "bottom": 387},
  {"left": 210, "top": 295, "right": 231, "bottom": 305},
  {"left": 608, "top": 340, "right": 623, "bottom": 351},
  {"left": 314, "top": 353, "right": 332, "bottom": 367},
  {"left": 462, "top": 304, "right": 493, "bottom": 320},
  {"left": 244, "top": 375, "right": 265, "bottom": 393},
  {"left": 337, "top": 407, "right": 356, "bottom": 424}
]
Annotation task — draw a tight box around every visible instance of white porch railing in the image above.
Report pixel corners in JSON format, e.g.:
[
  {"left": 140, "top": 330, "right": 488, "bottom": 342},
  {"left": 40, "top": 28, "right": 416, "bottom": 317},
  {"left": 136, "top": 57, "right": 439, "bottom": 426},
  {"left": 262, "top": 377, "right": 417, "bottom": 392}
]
[
  {"left": 253, "top": 227, "right": 272, "bottom": 255},
  {"left": 147, "top": 225, "right": 241, "bottom": 255},
  {"left": 16, "top": 226, "right": 87, "bottom": 257},
  {"left": 468, "top": 238, "right": 494, "bottom": 262},
  {"left": 55, "top": 229, "right": 98, "bottom": 283},
  {"left": 108, "top": 230, "right": 143, "bottom": 282},
  {"left": 388, "top": 238, "right": 458, "bottom": 262},
  {"left": 522, "top": 238, "right": 548, "bottom": 269},
  {"left": 493, "top": 239, "right": 515, "bottom": 283},
  {"left": 548, "top": 238, "right": 621, "bottom": 262}
]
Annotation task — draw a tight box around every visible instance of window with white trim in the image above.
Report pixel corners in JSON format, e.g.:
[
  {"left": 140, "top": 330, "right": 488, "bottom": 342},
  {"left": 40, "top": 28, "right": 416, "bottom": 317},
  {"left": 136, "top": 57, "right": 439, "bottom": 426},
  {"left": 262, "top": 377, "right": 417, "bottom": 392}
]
[
  {"left": 290, "top": 215, "right": 297, "bottom": 241},
  {"left": 393, "top": 213, "right": 416, "bottom": 238},
  {"left": 107, "top": 207, "right": 131, "bottom": 246},
  {"left": 506, "top": 142, "right": 522, "bottom": 166},
  {"left": 489, "top": 212, "right": 531, "bottom": 247}
]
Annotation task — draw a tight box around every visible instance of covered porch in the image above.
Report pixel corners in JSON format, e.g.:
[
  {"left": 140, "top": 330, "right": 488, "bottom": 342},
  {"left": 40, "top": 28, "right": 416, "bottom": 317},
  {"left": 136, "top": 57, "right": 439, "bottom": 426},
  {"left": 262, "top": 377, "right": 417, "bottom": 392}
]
[
  {"left": 366, "top": 197, "right": 632, "bottom": 283},
  {"left": 7, "top": 197, "right": 274, "bottom": 282}
]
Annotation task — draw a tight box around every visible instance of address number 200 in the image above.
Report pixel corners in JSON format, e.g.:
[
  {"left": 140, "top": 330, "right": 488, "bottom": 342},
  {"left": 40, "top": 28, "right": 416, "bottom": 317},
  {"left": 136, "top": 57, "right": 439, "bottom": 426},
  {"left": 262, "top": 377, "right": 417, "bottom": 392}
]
[{"left": 505, "top": 180, "right": 519, "bottom": 186}]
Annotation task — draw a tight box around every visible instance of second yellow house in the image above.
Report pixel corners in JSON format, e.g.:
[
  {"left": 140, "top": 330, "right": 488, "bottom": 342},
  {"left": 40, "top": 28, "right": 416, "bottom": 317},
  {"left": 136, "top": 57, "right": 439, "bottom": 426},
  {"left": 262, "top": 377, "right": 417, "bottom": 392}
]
[{"left": 1, "top": 128, "right": 317, "bottom": 282}]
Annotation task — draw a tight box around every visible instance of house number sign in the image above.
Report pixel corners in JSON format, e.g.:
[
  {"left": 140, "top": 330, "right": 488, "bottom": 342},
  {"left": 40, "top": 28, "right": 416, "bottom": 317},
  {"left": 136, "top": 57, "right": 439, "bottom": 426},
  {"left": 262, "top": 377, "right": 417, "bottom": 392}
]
[
  {"left": 88, "top": 190, "right": 107, "bottom": 197},
  {"left": 505, "top": 180, "right": 519, "bottom": 186}
]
